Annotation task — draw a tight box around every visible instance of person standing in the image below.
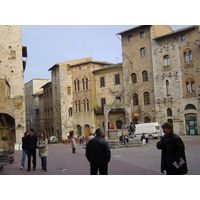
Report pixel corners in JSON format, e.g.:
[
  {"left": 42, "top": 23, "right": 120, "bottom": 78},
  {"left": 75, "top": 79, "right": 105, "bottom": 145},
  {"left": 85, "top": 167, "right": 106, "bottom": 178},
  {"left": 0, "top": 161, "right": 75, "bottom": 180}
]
[
  {"left": 156, "top": 122, "right": 188, "bottom": 175},
  {"left": 79, "top": 135, "right": 84, "bottom": 145},
  {"left": 37, "top": 132, "right": 48, "bottom": 171},
  {"left": 20, "top": 132, "right": 29, "bottom": 169},
  {"left": 86, "top": 128, "right": 111, "bottom": 175},
  {"left": 26, "top": 129, "right": 37, "bottom": 171},
  {"left": 129, "top": 122, "right": 136, "bottom": 138},
  {"left": 70, "top": 134, "right": 77, "bottom": 154}
]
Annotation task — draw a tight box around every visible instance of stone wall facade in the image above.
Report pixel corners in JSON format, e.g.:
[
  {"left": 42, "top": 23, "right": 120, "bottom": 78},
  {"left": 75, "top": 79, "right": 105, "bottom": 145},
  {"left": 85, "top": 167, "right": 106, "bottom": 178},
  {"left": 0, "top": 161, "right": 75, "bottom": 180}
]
[
  {"left": 118, "top": 25, "right": 200, "bottom": 135},
  {"left": 0, "top": 25, "right": 27, "bottom": 148}
]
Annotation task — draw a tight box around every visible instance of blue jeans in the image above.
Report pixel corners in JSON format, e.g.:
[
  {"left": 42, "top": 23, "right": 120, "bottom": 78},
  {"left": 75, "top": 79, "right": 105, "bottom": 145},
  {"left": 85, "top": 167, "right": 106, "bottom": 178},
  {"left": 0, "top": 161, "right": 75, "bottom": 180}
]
[
  {"left": 120, "top": 138, "right": 127, "bottom": 145},
  {"left": 131, "top": 131, "right": 135, "bottom": 138},
  {"left": 41, "top": 156, "right": 47, "bottom": 170},
  {"left": 21, "top": 150, "right": 27, "bottom": 167}
]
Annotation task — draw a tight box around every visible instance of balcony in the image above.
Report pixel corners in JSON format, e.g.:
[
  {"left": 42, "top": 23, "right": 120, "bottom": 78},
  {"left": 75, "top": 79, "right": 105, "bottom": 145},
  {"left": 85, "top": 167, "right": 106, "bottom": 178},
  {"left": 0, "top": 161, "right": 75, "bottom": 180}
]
[{"left": 94, "top": 107, "right": 125, "bottom": 115}]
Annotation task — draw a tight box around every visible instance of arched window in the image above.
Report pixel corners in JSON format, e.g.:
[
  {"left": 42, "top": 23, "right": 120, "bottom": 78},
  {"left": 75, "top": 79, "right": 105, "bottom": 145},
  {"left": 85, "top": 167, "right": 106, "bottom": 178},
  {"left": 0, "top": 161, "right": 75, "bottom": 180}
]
[
  {"left": 82, "top": 77, "right": 88, "bottom": 90},
  {"left": 140, "top": 47, "right": 147, "bottom": 57},
  {"left": 166, "top": 80, "right": 170, "bottom": 96},
  {"left": 82, "top": 78, "right": 85, "bottom": 90},
  {"left": 133, "top": 93, "right": 138, "bottom": 105},
  {"left": 164, "top": 55, "right": 170, "bottom": 66},
  {"left": 186, "top": 78, "right": 195, "bottom": 93},
  {"left": 167, "top": 108, "right": 172, "bottom": 116},
  {"left": 75, "top": 100, "right": 81, "bottom": 112},
  {"left": 142, "top": 70, "right": 148, "bottom": 82},
  {"left": 83, "top": 98, "right": 89, "bottom": 111},
  {"left": 184, "top": 49, "right": 193, "bottom": 62},
  {"left": 68, "top": 107, "right": 73, "bottom": 116},
  {"left": 143, "top": 92, "right": 150, "bottom": 105},
  {"left": 185, "top": 104, "right": 196, "bottom": 110},
  {"left": 77, "top": 80, "right": 80, "bottom": 91},
  {"left": 131, "top": 73, "right": 137, "bottom": 83},
  {"left": 74, "top": 80, "right": 77, "bottom": 91}
]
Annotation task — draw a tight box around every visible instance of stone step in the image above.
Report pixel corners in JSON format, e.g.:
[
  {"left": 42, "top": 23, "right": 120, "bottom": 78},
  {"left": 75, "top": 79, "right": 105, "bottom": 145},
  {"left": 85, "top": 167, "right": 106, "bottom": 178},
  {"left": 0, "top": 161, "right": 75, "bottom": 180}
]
[{"left": 106, "top": 138, "right": 153, "bottom": 149}]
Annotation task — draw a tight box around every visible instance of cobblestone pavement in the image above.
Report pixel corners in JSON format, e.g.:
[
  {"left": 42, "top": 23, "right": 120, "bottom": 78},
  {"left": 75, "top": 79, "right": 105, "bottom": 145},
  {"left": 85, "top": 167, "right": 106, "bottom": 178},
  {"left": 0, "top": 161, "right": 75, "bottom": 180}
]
[
  {"left": 111, "top": 136, "right": 200, "bottom": 175},
  {"left": 1, "top": 135, "right": 199, "bottom": 175}
]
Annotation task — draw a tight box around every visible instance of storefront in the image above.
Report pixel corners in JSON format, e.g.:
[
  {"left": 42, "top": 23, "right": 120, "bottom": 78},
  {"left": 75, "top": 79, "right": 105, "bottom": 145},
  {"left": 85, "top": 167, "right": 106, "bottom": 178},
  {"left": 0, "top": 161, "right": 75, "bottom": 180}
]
[{"left": 185, "top": 113, "right": 198, "bottom": 135}]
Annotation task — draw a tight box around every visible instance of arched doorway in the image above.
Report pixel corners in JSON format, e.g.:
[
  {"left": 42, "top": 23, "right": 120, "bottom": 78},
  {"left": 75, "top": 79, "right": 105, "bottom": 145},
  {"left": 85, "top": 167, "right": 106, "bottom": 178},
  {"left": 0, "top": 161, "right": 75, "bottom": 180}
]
[
  {"left": 0, "top": 113, "right": 15, "bottom": 148},
  {"left": 116, "top": 120, "right": 122, "bottom": 129},
  {"left": 84, "top": 124, "right": 90, "bottom": 137},
  {"left": 144, "top": 116, "right": 151, "bottom": 123},
  {"left": 76, "top": 125, "right": 82, "bottom": 137}
]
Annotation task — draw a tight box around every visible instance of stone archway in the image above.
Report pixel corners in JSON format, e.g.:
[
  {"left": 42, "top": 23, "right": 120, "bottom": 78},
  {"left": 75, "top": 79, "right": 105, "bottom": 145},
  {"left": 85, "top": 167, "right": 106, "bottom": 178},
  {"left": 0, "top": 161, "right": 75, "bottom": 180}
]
[
  {"left": 84, "top": 124, "right": 91, "bottom": 137},
  {"left": 104, "top": 100, "right": 131, "bottom": 137},
  {"left": 0, "top": 113, "right": 15, "bottom": 148},
  {"left": 76, "top": 125, "right": 82, "bottom": 137}
]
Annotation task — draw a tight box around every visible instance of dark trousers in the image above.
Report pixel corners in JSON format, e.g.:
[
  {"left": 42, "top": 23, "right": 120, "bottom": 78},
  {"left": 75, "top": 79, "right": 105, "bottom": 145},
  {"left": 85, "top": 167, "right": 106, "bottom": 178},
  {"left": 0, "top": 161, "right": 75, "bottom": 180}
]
[
  {"left": 27, "top": 149, "right": 36, "bottom": 170},
  {"left": 41, "top": 156, "right": 47, "bottom": 170},
  {"left": 90, "top": 161, "right": 108, "bottom": 175}
]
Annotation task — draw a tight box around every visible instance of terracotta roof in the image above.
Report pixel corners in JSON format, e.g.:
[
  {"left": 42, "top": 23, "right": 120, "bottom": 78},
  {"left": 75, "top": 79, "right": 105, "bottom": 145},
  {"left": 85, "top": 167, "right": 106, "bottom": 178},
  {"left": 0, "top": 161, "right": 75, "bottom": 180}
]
[
  {"left": 154, "top": 25, "right": 199, "bottom": 39},
  {"left": 116, "top": 25, "right": 150, "bottom": 35},
  {"left": 92, "top": 63, "right": 122, "bottom": 73}
]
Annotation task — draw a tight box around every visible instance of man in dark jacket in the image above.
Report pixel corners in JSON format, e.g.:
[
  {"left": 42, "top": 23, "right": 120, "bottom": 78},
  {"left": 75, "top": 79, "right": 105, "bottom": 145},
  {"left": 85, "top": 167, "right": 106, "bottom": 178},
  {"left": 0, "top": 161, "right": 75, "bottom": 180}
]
[
  {"left": 20, "top": 132, "right": 29, "bottom": 169},
  {"left": 86, "top": 128, "right": 111, "bottom": 175},
  {"left": 26, "top": 129, "right": 37, "bottom": 171},
  {"left": 156, "top": 122, "right": 188, "bottom": 175}
]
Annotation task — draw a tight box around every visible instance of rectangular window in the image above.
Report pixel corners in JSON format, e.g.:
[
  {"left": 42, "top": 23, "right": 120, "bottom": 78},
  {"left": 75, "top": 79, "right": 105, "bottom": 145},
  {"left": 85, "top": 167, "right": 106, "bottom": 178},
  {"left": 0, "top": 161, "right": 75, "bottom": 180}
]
[
  {"left": 141, "top": 48, "right": 147, "bottom": 57},
  {"left": 128, "top": 35, "right": 133, "bottom": 42},
  {"left": 101, "top": 98, "right": 106, "bottom": 111},
  {"left": 115, "top": 74, "right": 120, "bottom": 84},
  {"left": 67, "top": 86, "right": 71, "bottom": 94},
  {"left": 100, "top": 77, "right": 105, "bottom": 87},
  {"left": 116, "top": 96, "right": 121, "bottom": 101},
  {"left": 140, "top": 31, "right": 145, "bottom": 38},
  {"left": 181, "top": 34, "right": 186, "bottom": 42}
]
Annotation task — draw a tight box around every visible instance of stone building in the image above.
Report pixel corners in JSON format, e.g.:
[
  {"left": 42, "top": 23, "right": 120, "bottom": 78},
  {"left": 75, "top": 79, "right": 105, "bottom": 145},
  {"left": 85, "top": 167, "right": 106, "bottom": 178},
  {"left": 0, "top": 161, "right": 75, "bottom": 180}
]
[
  {"left": 41, "top": 82, "right": 53, "bottom": 137},
  {"left": 117, "top": 25, "right": 200, "bottom": 135},
  {"left": 25, "top": 79, "right": 50, "bottom": 134},
  {"left": 151, "top": 25, "right": 200, "bottom": 135},
  {"left": 0, "top": 25, "right": 27, "bottom": 148},
  {"left": 92, "top": 63, "right": 132, "bottom": 135},
  {"left": 48, "top": 57, "right": 115, "bottom": 140}
]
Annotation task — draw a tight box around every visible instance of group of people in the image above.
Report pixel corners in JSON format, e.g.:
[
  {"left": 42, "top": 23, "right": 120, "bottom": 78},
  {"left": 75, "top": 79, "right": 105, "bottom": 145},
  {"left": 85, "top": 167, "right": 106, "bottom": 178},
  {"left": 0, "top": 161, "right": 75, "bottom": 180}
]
[
  {"left": 20, "top": 129, "right": 48, "bottom": 172},
  {"left": 119, "top": 132, "right": 129, "bottom": 145},
  {"left": 20, "top": 121, "right": 188, "bottom": 175},
  {"left": 86, "top": 122, "right": 188, "bottom": 175},
  {"left": 109, "top": 122, "right": 136, "bottom": 138}
]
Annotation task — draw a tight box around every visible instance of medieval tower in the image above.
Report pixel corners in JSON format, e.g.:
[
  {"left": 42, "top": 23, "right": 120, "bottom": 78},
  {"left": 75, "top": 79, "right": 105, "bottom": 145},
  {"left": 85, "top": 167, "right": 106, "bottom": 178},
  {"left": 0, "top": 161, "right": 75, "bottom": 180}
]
[{"left": 0, "top": 25, "right": 27, "bottom": 148}]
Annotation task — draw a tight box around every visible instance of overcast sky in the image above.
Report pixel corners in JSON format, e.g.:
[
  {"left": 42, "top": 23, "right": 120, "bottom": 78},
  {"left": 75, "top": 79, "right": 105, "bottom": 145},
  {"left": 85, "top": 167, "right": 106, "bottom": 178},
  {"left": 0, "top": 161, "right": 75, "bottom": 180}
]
[{"left": 22, "top": 25, "right": 190, "bottom": 83}]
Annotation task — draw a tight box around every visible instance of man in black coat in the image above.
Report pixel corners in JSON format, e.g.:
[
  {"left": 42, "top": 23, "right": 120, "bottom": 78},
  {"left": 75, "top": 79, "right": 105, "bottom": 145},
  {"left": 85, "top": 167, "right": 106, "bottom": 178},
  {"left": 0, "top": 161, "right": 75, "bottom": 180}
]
[
  {"left": 26, "top": 129, "right": 37, "bottom": 171},
  {"left": 86, "top": 128, "right": 111, "bottom": 175},
  {"left": 157, "top": 122, "right": 188, "bottom": 175}
]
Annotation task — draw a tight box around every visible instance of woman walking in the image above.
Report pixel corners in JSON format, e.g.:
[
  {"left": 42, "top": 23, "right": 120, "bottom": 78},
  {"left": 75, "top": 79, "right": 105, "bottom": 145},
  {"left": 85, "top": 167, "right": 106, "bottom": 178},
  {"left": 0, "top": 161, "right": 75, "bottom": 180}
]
[{"left": 37, "top": 132, "right": 48, "bottom": 171}]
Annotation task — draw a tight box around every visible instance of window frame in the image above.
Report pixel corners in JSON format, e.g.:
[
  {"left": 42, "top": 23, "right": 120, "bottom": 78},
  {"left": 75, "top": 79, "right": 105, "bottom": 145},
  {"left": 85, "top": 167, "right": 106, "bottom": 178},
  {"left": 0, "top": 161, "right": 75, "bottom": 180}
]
[
  {"left": 100, "top": 76, "right": 105, "bottom": 87},
  {"left": 140, "top": 47, "right": 147, "bottom": 57},
  {"left": 114, "top": 74, "right": 120, "bottom": 85}
]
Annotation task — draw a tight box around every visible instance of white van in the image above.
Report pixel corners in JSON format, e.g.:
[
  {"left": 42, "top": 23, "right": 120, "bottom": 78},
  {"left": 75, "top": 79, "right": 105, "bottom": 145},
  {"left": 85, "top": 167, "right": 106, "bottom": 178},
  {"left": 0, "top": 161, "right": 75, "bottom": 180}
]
[{"left": 135, "top": 122, "right": 162, "bottom": 139}]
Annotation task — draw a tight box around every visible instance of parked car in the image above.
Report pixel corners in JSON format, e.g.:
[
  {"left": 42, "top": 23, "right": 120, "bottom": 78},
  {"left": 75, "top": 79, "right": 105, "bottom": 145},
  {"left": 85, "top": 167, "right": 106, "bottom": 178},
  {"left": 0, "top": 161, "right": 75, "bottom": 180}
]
[{"left": 48, "top": 136, "right": 58, "bottom": 144}]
